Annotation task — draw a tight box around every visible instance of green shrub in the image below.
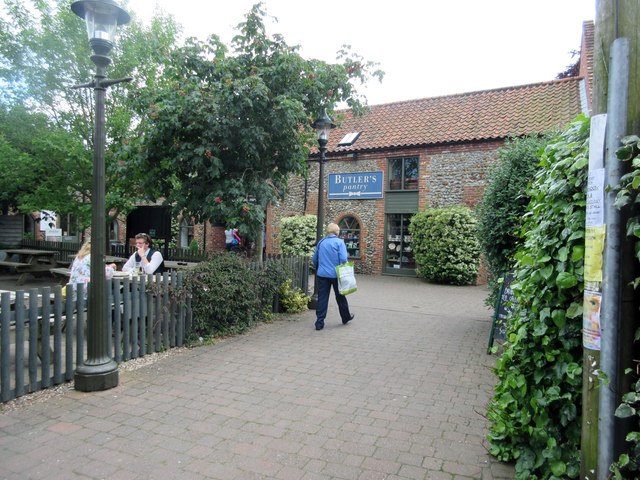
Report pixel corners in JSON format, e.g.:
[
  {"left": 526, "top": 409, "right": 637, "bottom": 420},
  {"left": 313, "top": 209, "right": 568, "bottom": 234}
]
[
  {"left": 279, "top": 214, "right": 317, "bottom": 256},
  {"left": 278, "top": 279, "right": 310, "bottom": 313},
  {"left": 476, "top": 135, "right": 548, "bottom": 304},
  {"left": 409, "top": 206, "right": 480, "bottom": 285},
  {"left": 188, "top": 239, "right": 199, "bottom": 251},
  {"left": 257, "top": 259, "right": 293, "bottom": 309},
  {"left": 184, "top": 253, "right": 266, "bottom": 337},
  {"left": 609, "top": 134, "right": 640, "bottom": 479},
  {"left": 487, "top": 115, "right": 589, "bottom": 479}
]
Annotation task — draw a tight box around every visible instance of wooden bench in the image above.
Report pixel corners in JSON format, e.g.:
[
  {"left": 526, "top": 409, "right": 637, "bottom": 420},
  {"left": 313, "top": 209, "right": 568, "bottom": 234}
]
[{"left": 0, "top": 260, "right": 30, "bottom": 270}]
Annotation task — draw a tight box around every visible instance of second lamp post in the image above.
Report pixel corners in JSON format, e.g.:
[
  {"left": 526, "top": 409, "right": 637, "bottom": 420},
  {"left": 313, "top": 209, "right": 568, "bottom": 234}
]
[{"left": 309, "top": 109, "right": 336, "bottom": 309}]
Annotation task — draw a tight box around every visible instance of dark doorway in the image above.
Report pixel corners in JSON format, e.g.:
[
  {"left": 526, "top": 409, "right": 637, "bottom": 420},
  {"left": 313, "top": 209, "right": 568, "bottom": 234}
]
[{"left": 126, "top": 206, "right": 172, "bottom": 258}]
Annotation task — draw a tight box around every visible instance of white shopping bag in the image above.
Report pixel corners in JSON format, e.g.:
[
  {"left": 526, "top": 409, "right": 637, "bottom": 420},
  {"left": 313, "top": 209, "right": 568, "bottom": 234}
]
[{"left": 336, "top": 262, "right": 357, "bottom": 295}]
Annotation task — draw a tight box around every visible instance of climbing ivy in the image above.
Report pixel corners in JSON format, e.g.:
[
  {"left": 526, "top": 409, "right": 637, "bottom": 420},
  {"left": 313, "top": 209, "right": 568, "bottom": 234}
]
[
  {"left": 609, "top": 134, "right": 640, "bottom": 479},
  {"left": 487, "top": 116, "right": 590, "bottom": 479}
]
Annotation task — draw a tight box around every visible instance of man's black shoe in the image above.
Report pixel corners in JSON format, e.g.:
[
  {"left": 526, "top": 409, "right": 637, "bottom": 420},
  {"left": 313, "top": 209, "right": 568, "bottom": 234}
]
[
  {"left": 343, "top": 313, "right": 354, "bottom": 325},
  {"left": 315, "top": 321, "right": 324, "bottom": 330}
]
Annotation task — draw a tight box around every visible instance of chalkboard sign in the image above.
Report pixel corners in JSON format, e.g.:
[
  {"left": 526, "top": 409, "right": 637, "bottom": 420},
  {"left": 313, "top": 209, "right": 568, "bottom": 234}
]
[{"left": 487, "top": 273, "right": 516, "bottom": 353}]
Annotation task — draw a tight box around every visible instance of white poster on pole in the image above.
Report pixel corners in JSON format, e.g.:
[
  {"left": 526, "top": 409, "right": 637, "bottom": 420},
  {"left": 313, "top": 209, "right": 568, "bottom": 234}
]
[
  {"left": 583, "top": 113, "right": 607, "bottom": 350},
  {"left": 586, "top": 114, "right": 606, "bottom": 228}
]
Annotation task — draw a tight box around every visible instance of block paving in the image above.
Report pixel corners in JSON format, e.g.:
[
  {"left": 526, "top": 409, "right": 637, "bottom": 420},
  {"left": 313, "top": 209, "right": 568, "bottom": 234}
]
[{"left": 0, "top": 274, "right": 515, "bottom": 479}]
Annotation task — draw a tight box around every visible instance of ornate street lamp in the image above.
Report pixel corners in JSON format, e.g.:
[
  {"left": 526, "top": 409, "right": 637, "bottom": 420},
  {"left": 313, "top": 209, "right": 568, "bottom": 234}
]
[
  {"left": 71, "top": 0, "right": 131, "bottom": 392},
  {"left": 309, "top": 108, "right": 336, "bottom": 309}
]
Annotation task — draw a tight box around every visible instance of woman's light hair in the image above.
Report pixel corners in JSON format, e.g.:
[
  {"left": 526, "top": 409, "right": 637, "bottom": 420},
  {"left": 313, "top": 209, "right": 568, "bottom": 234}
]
[
  {"left": 326, "top": 223, "right": 340, "bottom": 235},
  {"left": 77, "top": 241, "right": 91, "bottom": 259}
]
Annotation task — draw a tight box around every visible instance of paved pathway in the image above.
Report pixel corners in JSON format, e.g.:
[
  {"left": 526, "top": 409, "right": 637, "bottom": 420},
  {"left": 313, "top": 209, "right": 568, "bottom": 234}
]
[{"left": 0, "top": 274, "right": 515, "bottom": 479}]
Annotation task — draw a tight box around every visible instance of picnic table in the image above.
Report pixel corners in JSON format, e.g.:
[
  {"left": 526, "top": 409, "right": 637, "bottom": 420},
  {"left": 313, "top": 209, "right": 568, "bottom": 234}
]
[
  {"left": 164, "top": 260, "right": 198, "bottom": 271},
  {"left": 1, "top": 249, "right": 59, "bottom": 286},
  {"left": 67, "top": 255, "right": 127, "bottom": 264}
]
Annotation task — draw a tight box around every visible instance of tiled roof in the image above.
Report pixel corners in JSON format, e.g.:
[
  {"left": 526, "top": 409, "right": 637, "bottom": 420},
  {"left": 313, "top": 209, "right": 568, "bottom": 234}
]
[{"left": 327, "top": 78, "right": 584, "bottom": 153}]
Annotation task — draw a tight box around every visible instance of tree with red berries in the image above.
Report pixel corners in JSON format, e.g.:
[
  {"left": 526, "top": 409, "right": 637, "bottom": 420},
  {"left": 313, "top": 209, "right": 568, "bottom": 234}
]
[{"left": 124, "top": 3, "right": 382, "bottom": 248}]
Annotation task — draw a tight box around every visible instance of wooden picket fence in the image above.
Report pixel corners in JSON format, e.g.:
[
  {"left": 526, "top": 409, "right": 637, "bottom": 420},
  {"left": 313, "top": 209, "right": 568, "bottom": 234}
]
[
  {"left": 0, "top": 254, "right": 311, "bottom": 403},
  {"left": 0, "top": 272, "right": 192, "bottom": 404}
]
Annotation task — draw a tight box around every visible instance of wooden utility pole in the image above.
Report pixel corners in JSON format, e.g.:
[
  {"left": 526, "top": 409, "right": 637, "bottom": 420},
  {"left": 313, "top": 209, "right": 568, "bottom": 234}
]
[{"left": 581, "top": 1, "right": 640, "bottom": 478}]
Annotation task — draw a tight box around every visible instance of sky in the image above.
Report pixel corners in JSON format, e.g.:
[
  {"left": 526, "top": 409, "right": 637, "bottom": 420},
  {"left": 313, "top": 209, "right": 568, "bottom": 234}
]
[{"left": 130, "top": 0, "right": 595, "bottom": 106}]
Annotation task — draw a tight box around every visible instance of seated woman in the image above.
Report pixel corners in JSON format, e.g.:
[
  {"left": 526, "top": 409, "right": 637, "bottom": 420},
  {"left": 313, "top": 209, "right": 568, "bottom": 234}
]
[{"left": 69, "top": 241, "right": 115, "bottom": 299}]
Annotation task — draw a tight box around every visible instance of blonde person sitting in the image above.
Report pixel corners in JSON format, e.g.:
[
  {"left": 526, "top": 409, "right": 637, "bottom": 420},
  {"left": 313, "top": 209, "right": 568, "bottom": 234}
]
[{"left": 68, "top": 241, "right": 115, "bottom": 299}]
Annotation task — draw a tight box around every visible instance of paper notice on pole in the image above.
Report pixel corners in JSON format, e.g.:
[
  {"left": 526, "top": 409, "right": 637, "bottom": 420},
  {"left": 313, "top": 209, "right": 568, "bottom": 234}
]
[
  {"left": 586, "top": 168, "right": 605, "bottom": 227},
  {"left": 586, "top": 114, "right": 606, "bottom": 228},
  {"left": 586, "top": 114, "right": 607, "bottom": 228},
  {"left": 582, "top": 115, "right": 606, "bottom": 351},
  {"left": 584, "top": 225, "right": 606, "bottom": 283},
  {"left": 583, "top": 290, "right": 602, "bottom": 350}
]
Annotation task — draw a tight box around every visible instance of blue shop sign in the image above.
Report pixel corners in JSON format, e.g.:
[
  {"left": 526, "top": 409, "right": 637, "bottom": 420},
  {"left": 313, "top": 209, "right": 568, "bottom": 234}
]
[{"left": 328, "top": 171, "right": 384, "bottom": 199}]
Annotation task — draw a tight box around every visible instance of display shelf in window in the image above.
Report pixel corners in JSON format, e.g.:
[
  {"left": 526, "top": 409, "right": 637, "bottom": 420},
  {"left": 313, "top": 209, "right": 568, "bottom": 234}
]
[
  {"left": 385, "top": 214, "right": 415, "bottom": 270},
  {"left": 338, "top": 216, "right": 361, "bottom": 259}
]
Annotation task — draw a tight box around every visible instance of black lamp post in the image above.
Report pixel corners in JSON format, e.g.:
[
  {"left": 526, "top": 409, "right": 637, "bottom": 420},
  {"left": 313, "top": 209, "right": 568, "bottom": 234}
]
[
  {"left": 309, "top": 109, "right": 336, "bottom": 309},
  {"left": 71, "top": 0, "right": 130, "bottom": 392}
]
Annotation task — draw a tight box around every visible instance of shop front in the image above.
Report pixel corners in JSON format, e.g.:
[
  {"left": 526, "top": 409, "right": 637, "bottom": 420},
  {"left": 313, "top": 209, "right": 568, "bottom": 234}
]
[{"left": 384, "top": 213, "right": 416, "bottom": 275}]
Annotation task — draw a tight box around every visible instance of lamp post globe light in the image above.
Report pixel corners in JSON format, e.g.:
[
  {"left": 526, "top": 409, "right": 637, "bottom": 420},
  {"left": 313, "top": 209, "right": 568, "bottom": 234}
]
[
  {"left": 309, "top": 108, "right": 336, "bottom": 310},
  {"left": 71, "top": 0, "right": 130, "bottom": 392}
]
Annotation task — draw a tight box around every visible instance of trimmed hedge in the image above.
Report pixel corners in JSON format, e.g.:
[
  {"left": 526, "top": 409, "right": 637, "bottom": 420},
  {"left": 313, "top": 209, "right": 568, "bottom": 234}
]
[
  {"left": 409, "top": 206, "right": 480, "bottom": 285},
  {"left": 184, "top": 253, "right": 290, "bottom": 337},
  {"left": 279, "top": 214, "right": 317, "bottom": 256}
]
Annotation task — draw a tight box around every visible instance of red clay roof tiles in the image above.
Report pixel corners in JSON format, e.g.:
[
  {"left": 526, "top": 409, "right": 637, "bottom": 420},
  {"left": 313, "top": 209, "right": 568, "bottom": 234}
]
[{"left": 327, "top": 77, "right": 584, "bottom": 153}]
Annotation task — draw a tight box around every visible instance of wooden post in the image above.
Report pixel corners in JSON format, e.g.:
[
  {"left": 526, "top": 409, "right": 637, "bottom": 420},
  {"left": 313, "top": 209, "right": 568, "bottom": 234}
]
[{"left": 582, "top": 1, "right": 640, "bottom": 478}]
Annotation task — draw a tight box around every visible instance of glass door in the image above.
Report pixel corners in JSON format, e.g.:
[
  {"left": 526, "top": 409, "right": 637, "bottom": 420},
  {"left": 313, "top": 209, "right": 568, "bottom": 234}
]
[{"left": 384, "top": 214, "right": 415, "bottom": 275}]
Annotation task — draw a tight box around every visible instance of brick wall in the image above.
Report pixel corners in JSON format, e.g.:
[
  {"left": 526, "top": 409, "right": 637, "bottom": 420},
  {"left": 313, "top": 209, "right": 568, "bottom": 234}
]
[{"left": 269, "top": 140, "right": 504, "bottom": 277}]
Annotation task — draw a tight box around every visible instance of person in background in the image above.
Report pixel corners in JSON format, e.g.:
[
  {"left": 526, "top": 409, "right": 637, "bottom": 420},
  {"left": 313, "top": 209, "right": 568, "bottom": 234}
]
[
  {"left": 68, "top": 241, "right": 115, "bottom": 298},
  {"left": 311, "top": 222, "right": 354, "bottom": 331},
  {"left": 224, "top": 226, "right": 239, "bottom": 251},
  {"left": 122, "top": 233, "right": 165, "bottom": 274}
]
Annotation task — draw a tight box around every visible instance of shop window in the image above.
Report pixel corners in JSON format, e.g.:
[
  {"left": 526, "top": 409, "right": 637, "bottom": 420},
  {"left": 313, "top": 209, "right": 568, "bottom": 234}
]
[
  {"left": 385, "top": 214, "right": 415, "bottom": 271},
  {"left": 388, "top": 156, "right": 419, "bottom": 190},
  {"left": 338, "top": 216, "right": 361, "bottom": 258}
]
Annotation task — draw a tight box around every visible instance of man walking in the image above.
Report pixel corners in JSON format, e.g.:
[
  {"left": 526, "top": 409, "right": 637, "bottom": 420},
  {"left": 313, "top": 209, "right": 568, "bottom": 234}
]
[{"left": 312, "top": 223, "right": 354, "bottom": 330}]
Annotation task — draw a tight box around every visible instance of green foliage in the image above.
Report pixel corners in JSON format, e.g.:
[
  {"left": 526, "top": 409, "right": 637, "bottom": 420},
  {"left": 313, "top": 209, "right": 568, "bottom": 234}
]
[
  {"left": 188, "top": 239, "right": 199, "bottom": 252},
  {"left": 259, "top": 260, "right": 293, "bottom": 308},
  {"left": 0, "top": 0, "right": 181, "bottom": 220},
  {"left": 183, "top": 253, "right": 292, "bottom": 338},
  {"left": 476, "top": 135, "right": 548, "bottom": 304},
  {"left": 487, "top": 116, "right": 590, "bottom": 479},
  {"left": 124, "top": 3, "right": 383, "bottom": 241},
  {"left": 409, "top": 206, "right": 480, "bottom": 285},
  {"left": 278, "top": 279, "right": 310, "bottom": 313},
  {"left": 279, "top": 215, "right": 317, "bottom": 256},
  {"left": 609, "top": 134, "right": 640, "bottom": 479}
]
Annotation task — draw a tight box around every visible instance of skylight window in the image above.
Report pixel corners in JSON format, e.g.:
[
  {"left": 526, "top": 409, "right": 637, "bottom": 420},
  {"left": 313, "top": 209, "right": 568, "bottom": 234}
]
[{"left": 337, "top": 132, "right": 361, "bottom": 147}]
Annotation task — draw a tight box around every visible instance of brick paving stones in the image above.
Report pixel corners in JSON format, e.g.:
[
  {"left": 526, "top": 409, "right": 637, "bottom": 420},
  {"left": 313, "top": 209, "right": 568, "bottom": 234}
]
[{"left": 0, "top": 275, "right": 514, "bottom": 479}]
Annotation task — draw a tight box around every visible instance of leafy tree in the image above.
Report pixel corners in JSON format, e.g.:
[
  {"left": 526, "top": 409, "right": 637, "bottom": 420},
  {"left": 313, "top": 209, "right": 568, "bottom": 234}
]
[
  {"left": 0, "top": 104, "right": 91, "bottom": 221},
  {"left": 487, "top": 116, "right": 589, "bottom": 479},
  {"left": 476, "top": 135, "right": 548, "bottom": 303},
  {"left": 124, "top": 3, "right": 383, "bottom": 242},
  {"left": 0, "top": 0, "right": 181, "bottom": 223},
  {"left": 409, "top": 206, "right": 480, "bottom": 285}
]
